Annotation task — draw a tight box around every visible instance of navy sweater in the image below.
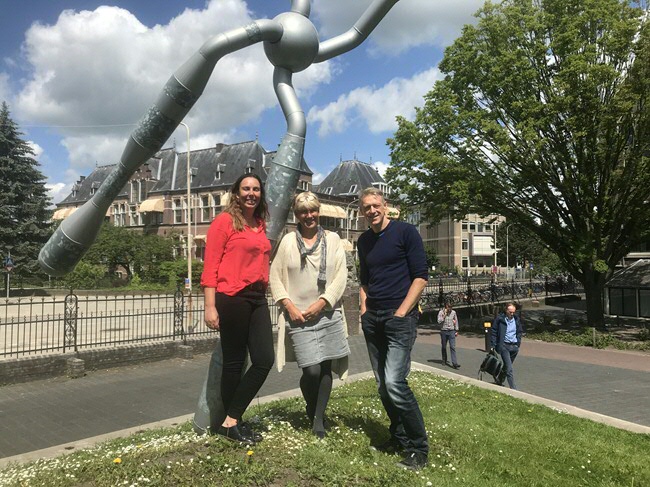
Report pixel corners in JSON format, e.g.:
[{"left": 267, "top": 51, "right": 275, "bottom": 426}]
[{"left": 357, "top": 220, "right": 428, "bottom": 310}]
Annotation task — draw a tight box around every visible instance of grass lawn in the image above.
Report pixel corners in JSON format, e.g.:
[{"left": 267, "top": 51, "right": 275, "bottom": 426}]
[{"left": 1, "top": 372, "right": 648, "bottom": 486}]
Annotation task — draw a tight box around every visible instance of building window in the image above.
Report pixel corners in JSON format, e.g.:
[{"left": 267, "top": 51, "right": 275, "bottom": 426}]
[
  {"left": 640, "top": 289, "right": 650, "bottom": 318},
  {"left": 462, "top": 257, "right": 469, "bottom": 268},
  {"left": 212, "top": 193, "right": 223, "bottom": 215},
  {"left": 173, "top": 199, "right": 182, "bottom": 224},
  {"left": 201, "top": 195, "right": 211, "bottom": 222},
  {"left": 130, "top": 205, "right": 140, "bottom": 226},
  {"left": 609, "top": 287, "right": 638, "bottom": 317},
  {"left": 349, "top": 184, "right": 357, "bottom": 194},
  {"left": 462, "top": 222, "right": 468, "bottom": 231},
  {"left": 469, "top": 222, "right": 476, "bottom": 232},
  {"left": 462, "top": 239, "right": 469, "bottom": 250},
  {"left": 324, "top": 187, "right": 333, "bottom": 195},
  {"left": 299, "top": 180, "right": 309, "bottom": 191}
]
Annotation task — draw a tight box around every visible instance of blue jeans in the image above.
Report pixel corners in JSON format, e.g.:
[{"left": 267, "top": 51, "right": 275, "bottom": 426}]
[
  {"left": 499, "top": 343, "right": 519, "bottom": 390},
  {"left": 440, "top": 330, "right": 458, "bottom": 366},
  {"left": 361, "top": 308, "right": 428, "bottom": 456}
]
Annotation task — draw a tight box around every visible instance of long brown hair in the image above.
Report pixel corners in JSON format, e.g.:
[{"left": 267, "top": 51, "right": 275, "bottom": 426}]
[{"left": 224, "top": 173, "right": 268, "bottom": 231}]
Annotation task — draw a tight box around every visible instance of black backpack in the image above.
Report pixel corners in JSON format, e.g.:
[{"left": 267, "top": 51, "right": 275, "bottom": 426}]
[{"left": 479, "top": 349, "right": 506, "bottom": 383}]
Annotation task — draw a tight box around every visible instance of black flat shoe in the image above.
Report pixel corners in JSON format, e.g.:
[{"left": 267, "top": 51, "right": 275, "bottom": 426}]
[
  {"left": 313, "top": 429, "right": 327, "bottom": 439},
  {"left": 239, "top": 421, "right": 263, "bottom": 442},
  {"left": 217, "top": 424, "right": 256, "bottom": 444}
]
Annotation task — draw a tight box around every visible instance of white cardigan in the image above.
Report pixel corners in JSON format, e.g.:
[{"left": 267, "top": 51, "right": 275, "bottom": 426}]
[{"left": 270, "top": 230, "right": 349, "bottom": 378}]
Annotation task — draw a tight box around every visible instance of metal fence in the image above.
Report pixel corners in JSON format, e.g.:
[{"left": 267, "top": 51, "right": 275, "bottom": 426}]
[
  {"left": 0, "top": 290, "right": 281, "bottom": 358},
  {"left": 419, "top": 276, "right": 580, "bottom": 311}
]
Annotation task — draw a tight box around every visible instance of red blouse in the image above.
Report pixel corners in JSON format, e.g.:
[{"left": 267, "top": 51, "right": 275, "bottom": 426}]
[{"left": 200, "top": 212, "right": 271, "bottom": 295}]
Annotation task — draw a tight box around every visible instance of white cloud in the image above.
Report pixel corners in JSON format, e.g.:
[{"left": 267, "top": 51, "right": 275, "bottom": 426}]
[
  {"left": 27, "top": 140, "right": 43, "bottom": 159},
  {"left": 0, "top": 72, "right": 11, "bottom": 105},
  {"left": 372, "top": 161, "right": 389, "bottom": 177},
  {"left": 46, "top": 168, "right": 80, "bottom": 205},
  {"left": 307, "top": 67, "right": 441, "bottom": 137},
  {"left": 174, "top": 130, "right": 237, "bottom": 154},
  {"left": 45, "top": 182, "right": 69, "bottom": 206},
  {"left": 312, "top": 172, "right": 325, "bottom": 185},
  {"left": 313, "top": 0, "right": 484, "bottom": 55},
  {"left": 14, "top": 0, "right": 332, "bottom": 171}
]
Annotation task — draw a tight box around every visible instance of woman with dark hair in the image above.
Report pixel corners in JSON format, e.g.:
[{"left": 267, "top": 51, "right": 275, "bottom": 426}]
[
  {"left": 270, "top": 192, "right": 350, "bottom": 439},
  {"left": 201, "top": 173, "right": 274, "bottom": 443}
]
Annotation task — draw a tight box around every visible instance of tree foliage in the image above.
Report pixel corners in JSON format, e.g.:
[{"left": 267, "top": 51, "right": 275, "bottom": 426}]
[
  {"left": 386, "top": 0, "right": 650, "bottom": 326},
  {"left": 0, "top": 102, "right": 53, "bottom": 279},
  {"left": 82, "top": 222, "right": 175, "bottom": 282},
  {"left": 495, "top": 222, "right": 564, "bottom": 275}
]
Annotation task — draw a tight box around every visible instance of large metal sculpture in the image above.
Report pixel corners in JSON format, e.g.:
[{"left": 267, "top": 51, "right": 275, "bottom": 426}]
[{"left": 39, "top": 0, "right": 400, "bottom": 275}]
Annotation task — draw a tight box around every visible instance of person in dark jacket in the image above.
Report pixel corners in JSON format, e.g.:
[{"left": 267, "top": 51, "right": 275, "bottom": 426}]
[{"left": 490, "top": 303, "right": 523, "bottom": 389}]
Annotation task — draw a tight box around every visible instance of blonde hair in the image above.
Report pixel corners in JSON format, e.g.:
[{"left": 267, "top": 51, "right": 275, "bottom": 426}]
[{"left": 293, "top": 191, "right": 320, "bottom": 214}]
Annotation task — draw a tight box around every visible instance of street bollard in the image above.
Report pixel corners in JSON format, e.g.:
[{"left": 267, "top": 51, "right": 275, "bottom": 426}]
[{"left": 483, "top": 321, "right": 492, "bottom": 352}]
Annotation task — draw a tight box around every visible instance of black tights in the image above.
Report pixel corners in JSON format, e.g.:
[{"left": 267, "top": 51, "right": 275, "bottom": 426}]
[
  {"left": 300, "top": 360, "right": 333, "bottom": 433},
  {"left": 216, "top": 290, "right": 274, "bottom": 421}
]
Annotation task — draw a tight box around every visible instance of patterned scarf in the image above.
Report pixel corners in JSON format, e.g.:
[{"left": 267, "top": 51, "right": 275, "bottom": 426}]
[{"left": 296, "top": 224, "right": 327, "bottom": 291}]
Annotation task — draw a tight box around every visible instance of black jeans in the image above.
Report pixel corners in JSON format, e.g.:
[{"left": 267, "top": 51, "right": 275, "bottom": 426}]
[
  {"left": 361, "top": 308, "right": 428, "bottom": 456},
  {"left": 216, "top": 289, "right": 274, "bottom": 420}
]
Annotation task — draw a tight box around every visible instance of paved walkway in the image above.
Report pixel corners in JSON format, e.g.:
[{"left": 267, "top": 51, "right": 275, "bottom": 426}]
[{"left": 1, "top": 305, "right": 649, "bottom": 466}]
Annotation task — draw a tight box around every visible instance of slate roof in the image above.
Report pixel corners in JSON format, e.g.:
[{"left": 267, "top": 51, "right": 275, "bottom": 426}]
[
  {"left": 314, "top": 159, "right": 385, "bottom": 197},
  {"left": 607, "top": 260, "right": 650, "bottom": 288},
  {"left": 56, "top": 140, "right": 313, "bottom": 205}
]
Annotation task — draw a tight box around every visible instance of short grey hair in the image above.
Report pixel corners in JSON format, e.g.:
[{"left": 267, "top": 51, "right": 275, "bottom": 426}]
[{"left": 360, "top": 187, "right": 385, "bottom": 205}]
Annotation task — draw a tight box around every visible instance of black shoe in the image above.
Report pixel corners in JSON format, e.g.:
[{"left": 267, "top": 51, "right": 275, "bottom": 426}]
[
  {"left": 216, "top": 424, "right": 256, "bottom": 444},
  {"left": 371, "top": 438, "right": 404, "bottom": 455},
  {"left": 313, "top": 428, "right": 327, "bottom": 440},
  {"left": 452, "top": 364, "right": 461, "bottom": 369},
  {"left": 398, "top": 452, "right": 428, "bottom": 471},
  {"left": 239, "top": 421, "right": 263, "bottom": 442}
]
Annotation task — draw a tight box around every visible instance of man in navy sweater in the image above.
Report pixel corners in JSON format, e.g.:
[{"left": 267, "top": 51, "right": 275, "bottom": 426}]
[{"left": 357, "top": 187, "right": 429, "bottom": 471}]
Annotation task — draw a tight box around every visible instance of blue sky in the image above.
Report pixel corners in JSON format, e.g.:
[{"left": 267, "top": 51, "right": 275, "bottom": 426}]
[{"left": 0, "top": 0, "right": 484, "bottom": 204}]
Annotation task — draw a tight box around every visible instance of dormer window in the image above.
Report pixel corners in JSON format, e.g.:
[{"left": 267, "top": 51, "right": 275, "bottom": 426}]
[
  {"left": 90, "top": 181, "right": 100, "bottom": 196},
  {"left": 71, "top": 183, "right": 80, "bottom": 198},
  {"left": 349, "top": 184, "right": 357, "bottom": 194},
  {"left": 215, "top": 163, "right": 225, "bottom": 181},
  {"left": 324, "top": 187, "right": 333, "bottom": 195}
]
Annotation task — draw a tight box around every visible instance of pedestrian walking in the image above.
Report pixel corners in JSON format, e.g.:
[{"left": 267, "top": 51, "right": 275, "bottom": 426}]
[
  {"left": 490, "top": 302, "right": 523, "bottom": 390},
  {"left": 437, "top": 302, "right": 460, "bottom": 369}
]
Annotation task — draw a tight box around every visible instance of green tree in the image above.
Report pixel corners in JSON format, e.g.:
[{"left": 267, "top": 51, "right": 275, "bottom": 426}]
[
  {"left": 424, "top": 245, "right": 439, "bottom": 271},
  {"left": 496, "top": 222, "right": 564, "bottom": 275},
  {"left": 387, "top": 0, "right": 650, "bottom": 327},
  {"left": 0, "top": 102, "right": 53, "bottom": 281},
  {"left": 83, "top": 222, "right": 174, "bottom": 282}
]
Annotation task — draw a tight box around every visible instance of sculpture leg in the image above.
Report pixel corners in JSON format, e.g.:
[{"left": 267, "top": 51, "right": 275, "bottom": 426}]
[
  {"left": 39, "top": 21, "right": 282, "bottom": 276},
  {"left": 265, "top": 67, "right": 307, "bottom": 244}
]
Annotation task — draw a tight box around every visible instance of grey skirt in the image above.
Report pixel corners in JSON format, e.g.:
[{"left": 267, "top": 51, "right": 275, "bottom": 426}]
[{"left": 287, "top": 310, "right": 350, "bottom": 368}]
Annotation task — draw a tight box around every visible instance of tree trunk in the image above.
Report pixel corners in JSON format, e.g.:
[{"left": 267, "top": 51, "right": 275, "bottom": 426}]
[{"left": 581, "top": 268, "right": 606, "bottom": 330}]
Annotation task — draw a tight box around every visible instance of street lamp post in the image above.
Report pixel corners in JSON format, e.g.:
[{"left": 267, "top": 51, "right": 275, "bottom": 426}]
[
  {"left": 345, "top": 198, "right": 359, "bottom": 242},
  {"left": 506, "top": 223, "right": 513, "bottom": 279},
  {"left": 179, "top": 122, "right": 191, "bottom": 339}
]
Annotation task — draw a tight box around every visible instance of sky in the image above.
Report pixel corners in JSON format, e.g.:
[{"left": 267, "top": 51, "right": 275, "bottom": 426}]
[{"left": 0, "top": 0, "right": 486, "bottom": 204}]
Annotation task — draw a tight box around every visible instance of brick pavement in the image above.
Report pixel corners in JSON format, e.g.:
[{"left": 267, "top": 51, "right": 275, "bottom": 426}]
[{"left": 1, "top": 312, "right": 648, "bottom": 463}]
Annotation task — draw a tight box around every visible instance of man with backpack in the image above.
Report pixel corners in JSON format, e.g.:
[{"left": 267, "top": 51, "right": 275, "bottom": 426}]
[{"left": 490, "top": 303, "right": 523, "bottom": 389}]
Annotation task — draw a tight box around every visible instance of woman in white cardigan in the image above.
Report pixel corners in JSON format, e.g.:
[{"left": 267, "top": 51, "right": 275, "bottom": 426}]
[{"left": 270, "top": 192, "right": 350, "bottom": 439}]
